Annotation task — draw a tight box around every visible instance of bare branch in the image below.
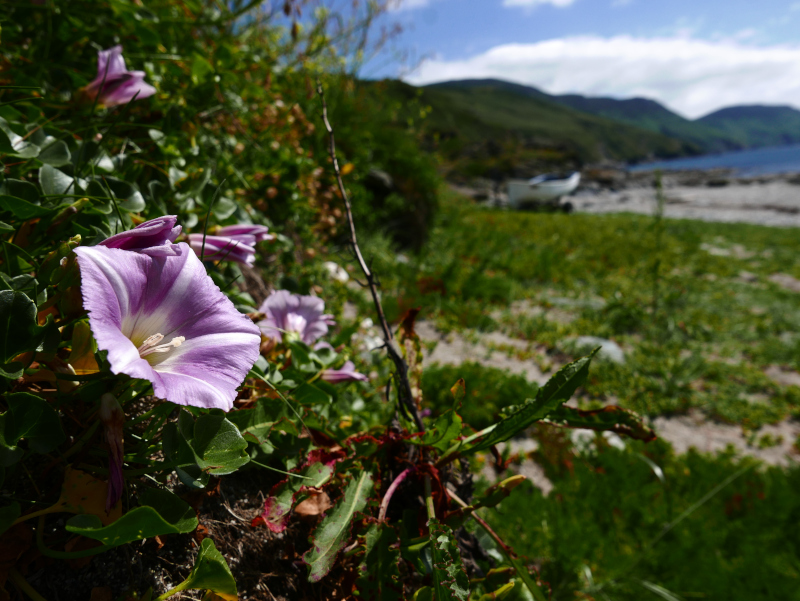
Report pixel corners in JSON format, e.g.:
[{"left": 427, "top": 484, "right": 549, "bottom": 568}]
[{"left": 315, "top": 79, "right": 424, "bottom": 433}]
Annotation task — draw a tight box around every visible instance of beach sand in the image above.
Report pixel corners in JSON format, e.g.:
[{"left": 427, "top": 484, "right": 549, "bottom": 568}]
[{"left": 574, "top": 171, "right": 800, "bottom": 227}]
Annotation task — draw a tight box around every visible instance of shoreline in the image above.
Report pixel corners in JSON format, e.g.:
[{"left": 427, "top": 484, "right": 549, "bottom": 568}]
[
  {"left": 575, "top": 169, "right": 800, "bottom": 227},
  {"left": 455, "top": 169, "right": 800, "bottom": 228}
]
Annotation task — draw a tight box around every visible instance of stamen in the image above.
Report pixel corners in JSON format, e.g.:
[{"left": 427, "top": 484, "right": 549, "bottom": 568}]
[
  {"left": 138, "top": 333, "right": 186, "bottom": 358},
  {"left": 137, "top": 333, "right": 164, "bottom": 353}
]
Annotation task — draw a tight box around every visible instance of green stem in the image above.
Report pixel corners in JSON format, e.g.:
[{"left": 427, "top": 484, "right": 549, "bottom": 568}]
[
  {"left": 447, "top": 488, "right": 547, "bottom": 601},
  {"left": 424, "top": 475, "right": 436, "bottom": 520},
  {"left": 7, "top": 568, "right": 49, "bottom": 601},
  {"left": 436, "top": 424, "right": 498, "bottom": 467}
]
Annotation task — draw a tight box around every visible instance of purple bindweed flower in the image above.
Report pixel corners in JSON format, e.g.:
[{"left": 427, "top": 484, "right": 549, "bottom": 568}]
[
  {"left": 100, "top": 215, "right": 181, "bottom": 256},
  {"left": 82, "top": 45, "right": 156, "bottom": 108},
  {"left": 188, "top": 224, "right": 273, "bottom": 266},
  {"left": 74, "top": 242, "right": 261, "bottom": 410},
  {"left": 257, "top": 290, "right": 335, "bottom": 344},
  {"left": 320, "top": 361, "right": 369, "bottom": 384},
  {"left": 99, "top": 393, "right": 125, "bottom": 511}
]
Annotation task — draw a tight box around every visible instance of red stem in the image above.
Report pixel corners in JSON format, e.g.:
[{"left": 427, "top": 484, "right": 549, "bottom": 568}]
[{"left": 378, "top": 467, "right": 413, "bottom": 522}]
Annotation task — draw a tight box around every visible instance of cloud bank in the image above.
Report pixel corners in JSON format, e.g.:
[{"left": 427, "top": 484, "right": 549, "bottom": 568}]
[{"left": 404, "top": 36, "right": 800, "bottom": 118}]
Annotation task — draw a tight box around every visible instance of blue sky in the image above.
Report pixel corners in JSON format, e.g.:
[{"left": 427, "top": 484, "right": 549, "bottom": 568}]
[{"left": 369, "top": 0, "right": 800, "bottom": 118}]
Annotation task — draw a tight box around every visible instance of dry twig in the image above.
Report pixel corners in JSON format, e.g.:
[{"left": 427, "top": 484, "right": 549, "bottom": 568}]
[{"left": 315, "top": 79, "right": 424, "bottom": 433}]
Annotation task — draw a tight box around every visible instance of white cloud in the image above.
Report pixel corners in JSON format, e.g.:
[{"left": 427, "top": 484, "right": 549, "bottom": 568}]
[
  {"left": 404, "top": 36, "right": 800, "bottom": 118},
  {"left": 503, "top": 0, "right": 576, "bottom": 6}
]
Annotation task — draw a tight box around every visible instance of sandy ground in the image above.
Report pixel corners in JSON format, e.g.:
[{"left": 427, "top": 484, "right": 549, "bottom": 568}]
[{"left": 573, "top": 180, "right": 800, "bottom": 227}]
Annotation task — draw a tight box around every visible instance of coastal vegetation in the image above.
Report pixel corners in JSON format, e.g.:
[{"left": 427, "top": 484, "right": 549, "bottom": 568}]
[{"left": 1, "top": 1, "right": 799, "bottom": 600}]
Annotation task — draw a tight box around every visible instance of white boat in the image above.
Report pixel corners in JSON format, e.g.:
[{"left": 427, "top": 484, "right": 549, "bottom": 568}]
[{"left": 507, "top": 172, "right": 581, "bottom": 208}]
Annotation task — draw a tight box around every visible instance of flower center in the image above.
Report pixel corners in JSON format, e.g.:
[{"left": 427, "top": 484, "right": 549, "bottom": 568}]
[{"left": 137, "top": 333, "right": 185, "bottom": 358}]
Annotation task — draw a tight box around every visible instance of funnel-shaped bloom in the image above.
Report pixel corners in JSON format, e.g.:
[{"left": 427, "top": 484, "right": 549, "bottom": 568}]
[
  {"left": 82, "top": 45, "right": 156, "bottom": 108},
  {"left": 188, "top": 224, "right": 273, "bottom": 266},
  {"left": 75, "top": 243, "right": 260, "bottom": 410},
  {"left": 257, "top": 290, "right": 334, "bottom": 344},
  {"left": 99, "top": 393, "right": 125, "bottom": 511},
  {"left": 320, "top": 361, "right": 369, "bottom": 384},
  {"left": 100, "top": 215, "right": 181, "bottom": 256}
]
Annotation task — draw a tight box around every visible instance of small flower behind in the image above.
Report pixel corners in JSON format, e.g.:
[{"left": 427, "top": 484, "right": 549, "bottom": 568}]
[
  {"left": 320, "top": 361, "right": 369, "bottom": 383},
  {"left": 81, "top": 45, "right": 156, "bottom": 108},
  {"left": 257, "top": 290, "right": 335, "bottom": 344},
  {"left": 75, "top": 241, "right": 261, "bottom": 411},
  {"left": 188, "top": 224, "right": 273, "bottom": 266}
]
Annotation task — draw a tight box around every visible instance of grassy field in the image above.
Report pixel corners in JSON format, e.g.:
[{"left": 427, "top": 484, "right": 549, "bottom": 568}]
[
  {"left": 359, "top": 188, "right": 800, "bottom": 432},
  {"left": 357, "top": 188, "right": 800, "bottom": 600}
]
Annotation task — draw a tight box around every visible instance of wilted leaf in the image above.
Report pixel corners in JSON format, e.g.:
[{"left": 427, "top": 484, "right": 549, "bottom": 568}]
[
  {"left": 398, "top": 307, "right": 423, "bottom": 409},
  {"left": 294, "top": 491, "right": 332, "bottom": 517},
  {"left": 260, "top": 462, "right": 334, "bottom": 533},
  {"left": 303, "top": 471, "right": 373, "bottom": 582},
  {"left": 27, "top": 466, "right": 122, "bottom": 525},
  {"left": 67, "top": 320, "right": 99, "bottom": 374}
]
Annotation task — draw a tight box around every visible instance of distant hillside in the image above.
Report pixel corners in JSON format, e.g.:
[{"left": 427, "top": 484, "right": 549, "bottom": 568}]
[
  {"left": 382, "top": 79, "right": 696, "bottom": 179},
  {"left": 697, "top": 105, "right": 800, "bottom": 148},
  {"left": 554, "top": 94, "right": 741, "bottom": 153}
]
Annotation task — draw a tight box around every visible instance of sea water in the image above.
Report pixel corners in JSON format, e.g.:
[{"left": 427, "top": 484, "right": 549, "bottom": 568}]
[{"left": 629, "top": 143, "right": 800, "bottom": 176}]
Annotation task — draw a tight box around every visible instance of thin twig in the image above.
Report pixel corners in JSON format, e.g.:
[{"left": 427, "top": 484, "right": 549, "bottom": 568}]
[{"left": 315, "top": 79, "right": 424, "bottom": 433}]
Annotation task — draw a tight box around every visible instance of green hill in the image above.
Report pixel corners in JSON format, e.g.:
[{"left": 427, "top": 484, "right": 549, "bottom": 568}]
[
  {"left": 376, "top": 79, "right": 697, "bottom": 179},
  {"left": 697, "top": 105, "right": 800, "bottom": 148},
  {"left": 554, "top": 94, "right": 741, "bottom": 153}
]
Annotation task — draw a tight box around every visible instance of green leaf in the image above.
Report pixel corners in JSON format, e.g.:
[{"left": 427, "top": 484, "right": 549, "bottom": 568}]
[
  {"left": 303, "top": 470, "right": 373, "bottom": 582},
  {"left": 65, "top": 487, "right": 197, "bottom": 546},
  {"left": 0, "top": 179, "right": 39, "bottom": 205},
  {"left": 261, "top": 462, "right": 334, "bottom": 533},
  {"left": 466, "top": 349, "right": 598, "bottom": 455},
  {"left": 356, "top": 523, "right": 402, "bottom": 601},
  {"left": 101, "top": 177, "right": 146, "bottom": 212},
  {"left": 163, "top": 410, "right": 250, "bottom": 487},
  {"left": 163, "top": 538, "right": 238, "bottom": 601},
  {"left": 191, "top": 53, "right": 215, "bottom": 85},
  {"left": 0, "top": 117, "right": 39, "bottom": 159},
  {"left": 37, "top": 140, "right": 71, "bottom": 167},
  {"left": 190, "top": 412, "right": 250, "bottom": 475},
  {"left": 0, "top": 195, "right": 55, "bottom": 219},
  {"left": 0, "top": 393, "right": 65, "bottom": 466},
  {"left": 428, "top": 518, "right": 470, "bottom": 601},
  {"left": 293, "top": 382, "right": 332, "bottom": 406},
  {"left": 0, "top": 291, "right": 49, "bottom": 378},
  {"left": 0, "top": 502, "right": 20, "bottom": 537},
  {"left": 39, "top": 165, "right": 76, "bottom": 196},
  {"left": 544, "top": 404, "right": 656, "bottom": 442},
  {"left": 414, "top": 410, "right": 462, "bottom": 453}
]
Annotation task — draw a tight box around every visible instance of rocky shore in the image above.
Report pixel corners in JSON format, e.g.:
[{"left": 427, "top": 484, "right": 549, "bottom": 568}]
[{"left": 457, "top": 169, "right": 800, "bottom": 227}]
